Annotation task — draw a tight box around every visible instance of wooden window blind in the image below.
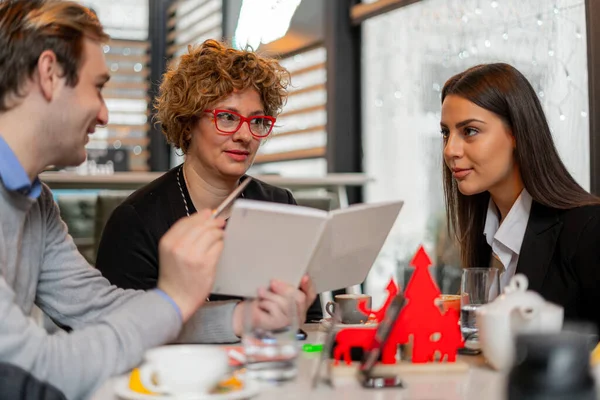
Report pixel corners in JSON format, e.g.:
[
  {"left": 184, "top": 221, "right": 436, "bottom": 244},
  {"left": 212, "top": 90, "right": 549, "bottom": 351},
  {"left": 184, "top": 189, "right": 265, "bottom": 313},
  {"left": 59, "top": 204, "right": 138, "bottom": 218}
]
[
  {"left": 167, "top": 0, "right": 223, "bottom": 59},
  {"left": 91, "top": 39, "right": 151, "bottom": 171},
  {"left": 252, "top": 46, "right": 327, "bottom": 175}
]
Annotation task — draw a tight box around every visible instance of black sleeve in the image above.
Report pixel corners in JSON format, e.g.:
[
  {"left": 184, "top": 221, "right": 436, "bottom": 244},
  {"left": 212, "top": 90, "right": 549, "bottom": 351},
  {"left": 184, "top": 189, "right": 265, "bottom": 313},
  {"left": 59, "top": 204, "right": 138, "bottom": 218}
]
[
  {"left": 285, "top": 189, "right": 297, "bottom": 205},
  {"left": 95, "top": 204, "right": 160, "bottom": 290},
  {"left": 305, "top": 297, "right": 323, "bottom": 322},
  {"left": 285, "top": 190, "right": 323, "bottom": 322},
  {"left": 571, "top": 211, "right": 600, "bottom": 331},
  {"left": 0, "top": 363, "right": 66, "bottom": 400}
]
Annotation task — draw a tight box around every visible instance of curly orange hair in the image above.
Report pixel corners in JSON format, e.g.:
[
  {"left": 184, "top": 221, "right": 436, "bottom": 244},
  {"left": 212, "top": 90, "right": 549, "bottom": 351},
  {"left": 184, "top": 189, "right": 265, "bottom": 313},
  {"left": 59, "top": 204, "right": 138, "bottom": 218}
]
[{"left": 154, "top": 39, "right": 290, "bottom": 153}]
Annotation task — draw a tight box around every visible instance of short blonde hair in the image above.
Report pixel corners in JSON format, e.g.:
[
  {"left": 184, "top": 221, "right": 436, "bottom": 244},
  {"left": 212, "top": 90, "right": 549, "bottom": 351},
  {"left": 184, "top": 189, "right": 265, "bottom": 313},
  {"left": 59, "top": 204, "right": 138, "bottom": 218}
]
[
  {"left": 155, "top": 39, "right": 290, "bottom": 153},
  {"left": 0, "top": 0, "right": 109, "bottom": 111}
]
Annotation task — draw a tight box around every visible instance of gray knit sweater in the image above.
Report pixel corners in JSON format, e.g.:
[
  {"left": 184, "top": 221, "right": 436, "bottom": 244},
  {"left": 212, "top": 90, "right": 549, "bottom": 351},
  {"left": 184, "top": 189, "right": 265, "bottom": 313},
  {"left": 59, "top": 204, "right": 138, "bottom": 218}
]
[{"left": 0, "top": 183, "right": 239, "bottom": 399}]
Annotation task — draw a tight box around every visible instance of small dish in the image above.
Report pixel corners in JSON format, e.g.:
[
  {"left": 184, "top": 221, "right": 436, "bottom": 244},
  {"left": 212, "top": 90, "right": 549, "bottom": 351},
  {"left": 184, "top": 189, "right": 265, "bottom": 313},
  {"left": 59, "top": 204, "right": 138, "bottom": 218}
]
[
  {"left": 114, "top": 376, "right": 261, "bottom": 400},
  {"left": 319, "top": 317, "right": 377, "bottom": 330}
]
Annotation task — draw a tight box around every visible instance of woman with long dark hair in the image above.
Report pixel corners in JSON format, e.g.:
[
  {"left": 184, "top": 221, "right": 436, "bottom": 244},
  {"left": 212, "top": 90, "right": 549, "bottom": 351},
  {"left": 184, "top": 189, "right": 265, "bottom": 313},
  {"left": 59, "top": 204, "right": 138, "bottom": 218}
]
[{"left": 440, "top": 63, "right": 600, "bottom": 329}]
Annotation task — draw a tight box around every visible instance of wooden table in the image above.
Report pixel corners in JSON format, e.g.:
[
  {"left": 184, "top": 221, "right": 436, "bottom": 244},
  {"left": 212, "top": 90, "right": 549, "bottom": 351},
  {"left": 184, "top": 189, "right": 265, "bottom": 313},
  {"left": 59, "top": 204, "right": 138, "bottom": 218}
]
[{"left": 91, "top": 325, "right": 515, "bottom": 400}]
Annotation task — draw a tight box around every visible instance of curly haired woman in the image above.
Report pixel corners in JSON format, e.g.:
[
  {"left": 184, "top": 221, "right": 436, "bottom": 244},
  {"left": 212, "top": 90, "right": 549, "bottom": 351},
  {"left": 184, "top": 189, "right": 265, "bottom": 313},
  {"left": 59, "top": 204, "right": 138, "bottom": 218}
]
[{"left": 96, "top": 40, "right": 321, "bottom": 342}]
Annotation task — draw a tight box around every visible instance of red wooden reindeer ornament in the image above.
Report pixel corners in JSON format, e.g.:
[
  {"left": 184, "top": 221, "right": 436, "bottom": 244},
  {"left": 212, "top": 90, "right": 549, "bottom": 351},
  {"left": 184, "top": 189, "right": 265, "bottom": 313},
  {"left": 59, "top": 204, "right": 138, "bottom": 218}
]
[
  {"left": 358, "top": 280, "right": 398, "bottom": 323},
  {"left": 333, "top": 279, "right": 398, "bottom": 365},
  {"left": 332, "top": 245, "right": 463, "bottom": 366},
  {"left": 333, "top": 328, "right": 376, "bottom": 365}
]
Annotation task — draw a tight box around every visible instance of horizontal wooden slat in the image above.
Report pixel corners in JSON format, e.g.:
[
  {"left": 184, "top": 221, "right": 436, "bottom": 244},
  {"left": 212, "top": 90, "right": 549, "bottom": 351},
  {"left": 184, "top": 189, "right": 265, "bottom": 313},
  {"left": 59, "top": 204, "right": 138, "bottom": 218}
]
[
  {"left": 129, "top": 150, "right": 151, "bottom": 171},
  {"left": 168, "top": 23, "right": 220, "bottom": 56},
  {"left": 278, "top": 104, "right": 325, "bottom": 119},
  {"left": 130, "top": 165, "right": 150, "bottom": 172},
  {"left": 105, "top": 123, "right": 149, "bottom": 131},
  {"left": 278, "top": 41, "right": 325, "bottom": 60},
  {"left": 105, "top": 54, "right": 150, "bottom": 64},
  {"left": 107, "top": 39, "right": 149, "bottom": 50},
  {"left": 102, "top": 90, "right": 148, "bottom": 100},
  {"left": 168, "top": 0, "right": 218, "bottom": 29},
  {"left": 254, "top": 147, "right": 325, "bottom": 164},
  {"left": 103, "top": 95, "right": 151, "bottom": 104},
  {"left": 168, "top": 0, "right": 183, "bottom": 15},
  {"left": 273, "top": 124, "right": 326, "bottom": 137},
  {"left": 284, "top": 62, "right": 325, "bottom": 76},
  {"left": 105, "top": 81, "right": 148, "bottom": 91},
  {"left": 350, "top": 0, "right": 422, "bottom": 26},
  {"left": 92, "top": 137, "right": 149, "bottom": 147},
  {"left": 108, "top": 69, "right": 149, "bottom": 78},
  {"left": 168, "top": 0, "right": 215, "bottom": 28},
  {"left": 130, "top": 150, "right": 150, "bottom": 159},
  {"left": 288, "top": 83, "right": 326, "bottom": 97},
  {"left": 167, "top": 19, "right": 220, "bottom": 43},
  {"left": 108, "top": 109, "right": 149, "bottom": 116}
]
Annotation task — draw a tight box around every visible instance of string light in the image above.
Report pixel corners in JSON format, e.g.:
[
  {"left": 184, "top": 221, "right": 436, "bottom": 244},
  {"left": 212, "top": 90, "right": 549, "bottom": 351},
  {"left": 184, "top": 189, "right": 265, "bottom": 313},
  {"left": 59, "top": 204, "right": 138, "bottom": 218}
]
[{"left": 367, "top": 0, "right": 588, "bottom": 149}]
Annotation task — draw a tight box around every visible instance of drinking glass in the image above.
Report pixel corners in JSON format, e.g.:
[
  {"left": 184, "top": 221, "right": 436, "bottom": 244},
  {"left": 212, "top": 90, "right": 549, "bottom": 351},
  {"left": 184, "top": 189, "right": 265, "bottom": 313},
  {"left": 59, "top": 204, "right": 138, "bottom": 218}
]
[
  {"left": 460, "top": 268, "right": 500, "bottom": 350},
  {"left": 242, "top": 294, "right": 299, "bottom": 382}
]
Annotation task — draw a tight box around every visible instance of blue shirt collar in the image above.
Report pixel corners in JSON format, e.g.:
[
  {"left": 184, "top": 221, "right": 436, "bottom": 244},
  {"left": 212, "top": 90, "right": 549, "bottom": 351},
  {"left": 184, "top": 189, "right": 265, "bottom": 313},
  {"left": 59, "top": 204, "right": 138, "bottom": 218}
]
[{"left": 0, "top": 135, "right": 42, "bottom": 199}]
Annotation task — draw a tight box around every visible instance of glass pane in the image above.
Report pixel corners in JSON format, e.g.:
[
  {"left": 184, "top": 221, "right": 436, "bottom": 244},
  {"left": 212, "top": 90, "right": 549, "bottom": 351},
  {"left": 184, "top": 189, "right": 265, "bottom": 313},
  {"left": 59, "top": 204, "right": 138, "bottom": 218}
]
[
  {"left": 361, "top": 0, "right": 589, "bottom": 307},
  {"left": 79, "top": 0, "right": 148, "bottom": 40},
  {"left": 63, "top": 1, "right": 152, "bottom": 172}
]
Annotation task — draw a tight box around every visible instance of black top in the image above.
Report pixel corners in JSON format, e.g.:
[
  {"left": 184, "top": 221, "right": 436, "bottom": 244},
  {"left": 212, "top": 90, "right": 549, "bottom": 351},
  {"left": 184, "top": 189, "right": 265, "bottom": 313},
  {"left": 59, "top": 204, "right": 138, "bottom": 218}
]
[
  {"left": 96, "top": 166, "right": 323, "bottom": 322},
  {"left": 475, "top": 201, "right": 600, "bottom": 331}
]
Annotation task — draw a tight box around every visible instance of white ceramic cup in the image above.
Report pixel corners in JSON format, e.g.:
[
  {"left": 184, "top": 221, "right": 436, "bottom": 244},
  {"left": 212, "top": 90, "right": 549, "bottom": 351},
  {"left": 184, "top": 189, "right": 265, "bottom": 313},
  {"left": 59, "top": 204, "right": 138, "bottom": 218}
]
[{"left": 139, "top": 345, "right": 229, "bottom": 395}]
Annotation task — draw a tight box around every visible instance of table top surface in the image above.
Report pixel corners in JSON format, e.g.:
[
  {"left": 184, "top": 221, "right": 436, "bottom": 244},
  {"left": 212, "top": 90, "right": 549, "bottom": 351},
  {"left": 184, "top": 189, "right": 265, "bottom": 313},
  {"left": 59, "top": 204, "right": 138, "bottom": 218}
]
[{"left": 94, "top": 323, "right": 584, "bottom": 400}]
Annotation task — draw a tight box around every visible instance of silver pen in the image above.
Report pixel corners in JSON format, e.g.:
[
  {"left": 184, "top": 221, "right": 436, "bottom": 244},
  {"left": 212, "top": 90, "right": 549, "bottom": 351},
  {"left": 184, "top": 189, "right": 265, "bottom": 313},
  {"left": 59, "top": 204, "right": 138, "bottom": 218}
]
[{"left": 210, "top": 176, "right": 252, "bottom": 219}]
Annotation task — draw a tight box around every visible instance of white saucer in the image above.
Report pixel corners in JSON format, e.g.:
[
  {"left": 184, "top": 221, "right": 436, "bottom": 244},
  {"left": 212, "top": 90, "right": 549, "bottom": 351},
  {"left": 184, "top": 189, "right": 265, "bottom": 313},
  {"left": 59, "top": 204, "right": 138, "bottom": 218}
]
[
  {"left": 114, "top": 376, "right": 261, "bottom": 400},
  {"left": 319, "top": 318, "right": 378, "bottom": 330}
]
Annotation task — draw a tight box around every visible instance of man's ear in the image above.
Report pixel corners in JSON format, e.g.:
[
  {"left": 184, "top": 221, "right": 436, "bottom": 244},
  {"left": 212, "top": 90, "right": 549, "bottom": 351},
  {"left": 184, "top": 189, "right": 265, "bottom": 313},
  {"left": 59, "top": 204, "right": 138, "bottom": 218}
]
[{"left": 36, "top": 50, "right": 63, "bottom": 102}]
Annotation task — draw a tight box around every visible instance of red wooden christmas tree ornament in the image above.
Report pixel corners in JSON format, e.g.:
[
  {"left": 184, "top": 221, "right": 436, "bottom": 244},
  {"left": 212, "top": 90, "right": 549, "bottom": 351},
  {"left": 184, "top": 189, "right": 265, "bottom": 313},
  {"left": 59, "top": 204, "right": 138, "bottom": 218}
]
[{"left": 332, "top": 245, "right": 463, "bottom": 366}]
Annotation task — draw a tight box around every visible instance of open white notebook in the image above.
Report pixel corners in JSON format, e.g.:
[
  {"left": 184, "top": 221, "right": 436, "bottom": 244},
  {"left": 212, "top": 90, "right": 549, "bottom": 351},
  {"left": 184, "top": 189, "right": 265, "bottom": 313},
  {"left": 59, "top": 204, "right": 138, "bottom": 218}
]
[{"left": 212, "top": 199, "right": 403, "bottom": 297}]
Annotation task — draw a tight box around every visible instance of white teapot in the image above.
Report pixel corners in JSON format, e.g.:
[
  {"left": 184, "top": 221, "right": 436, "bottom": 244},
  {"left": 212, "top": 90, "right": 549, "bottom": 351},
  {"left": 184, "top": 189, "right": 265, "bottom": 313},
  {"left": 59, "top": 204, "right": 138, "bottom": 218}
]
[{"left": 476, "top": 274, "right": 564, "bottom": 371}]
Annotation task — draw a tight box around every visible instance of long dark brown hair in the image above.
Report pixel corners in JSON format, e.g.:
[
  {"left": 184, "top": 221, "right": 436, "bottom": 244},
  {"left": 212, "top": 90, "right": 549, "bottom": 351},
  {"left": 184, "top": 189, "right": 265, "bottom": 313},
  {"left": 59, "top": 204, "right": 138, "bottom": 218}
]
[{"left": 441, "top": 63, "right": 599, "bottom": 269}]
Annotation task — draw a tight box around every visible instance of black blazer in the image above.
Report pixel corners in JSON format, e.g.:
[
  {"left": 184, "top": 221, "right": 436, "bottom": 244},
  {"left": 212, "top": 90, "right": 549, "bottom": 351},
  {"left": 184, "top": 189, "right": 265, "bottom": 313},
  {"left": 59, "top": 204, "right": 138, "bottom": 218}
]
[
  {"left": 476, "top": 201, "right": 600, "bottom": 330},
  {"left": 96, "top": 166, "right": 323, "bottom": 322}
]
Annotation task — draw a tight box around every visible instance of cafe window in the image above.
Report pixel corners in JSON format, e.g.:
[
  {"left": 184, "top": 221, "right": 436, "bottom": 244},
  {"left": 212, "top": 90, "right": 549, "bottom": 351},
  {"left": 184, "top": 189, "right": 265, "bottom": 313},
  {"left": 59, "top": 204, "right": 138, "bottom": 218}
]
[
  {"left": 361, "top": 0, "right": 589, "bottom": 304},
  {"left": 75, "top": 0, "right": 150, "bottom": 172}
]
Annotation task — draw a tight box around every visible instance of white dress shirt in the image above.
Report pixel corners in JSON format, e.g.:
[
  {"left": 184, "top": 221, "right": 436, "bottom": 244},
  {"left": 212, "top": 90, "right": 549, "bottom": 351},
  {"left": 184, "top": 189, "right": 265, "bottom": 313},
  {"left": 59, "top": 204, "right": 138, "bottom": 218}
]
[{"left": 483, "top": 188, "right": 533, "bottom": 290}]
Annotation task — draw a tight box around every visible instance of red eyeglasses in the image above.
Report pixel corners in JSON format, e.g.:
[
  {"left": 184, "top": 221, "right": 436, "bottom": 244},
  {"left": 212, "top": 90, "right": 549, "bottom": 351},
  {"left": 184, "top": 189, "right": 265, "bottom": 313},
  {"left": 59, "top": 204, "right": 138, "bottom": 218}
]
[{"left": 204, "top": 109, "right": 276, "bottom": 138}]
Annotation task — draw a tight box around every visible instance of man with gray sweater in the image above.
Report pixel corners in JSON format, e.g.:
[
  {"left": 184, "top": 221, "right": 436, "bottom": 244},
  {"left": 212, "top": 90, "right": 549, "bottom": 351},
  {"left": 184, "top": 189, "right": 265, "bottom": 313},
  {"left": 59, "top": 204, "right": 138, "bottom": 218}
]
[
  {"left": 0, "top": 1, "right": 318, "bottom": 398},
  {"left": 0, "top": 1, "right": 233, "bottom": 398}
]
